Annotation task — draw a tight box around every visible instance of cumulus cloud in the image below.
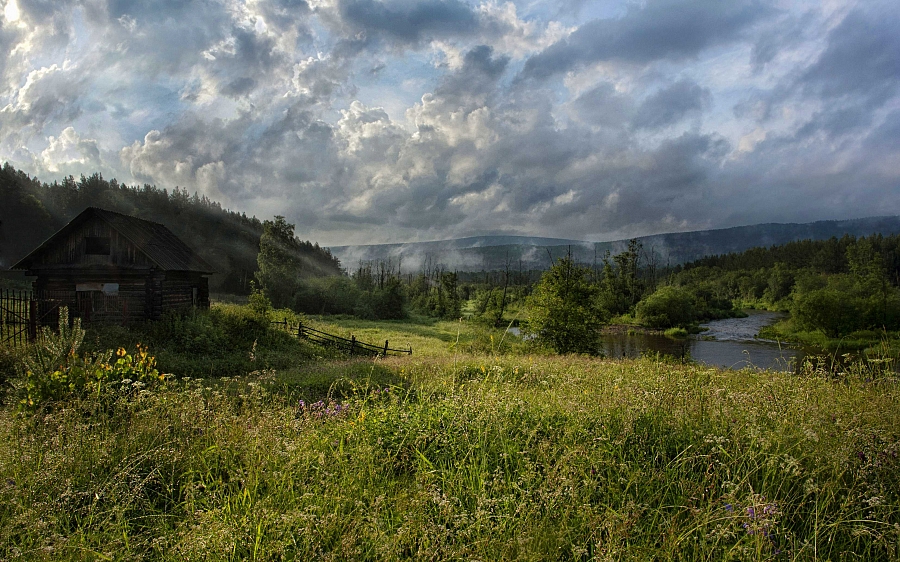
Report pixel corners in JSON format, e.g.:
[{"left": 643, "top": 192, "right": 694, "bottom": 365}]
[
  {"left": 0, "top": 0, "right": 897, "bottom": 246},
  {"left": 40, "top": 126, "right": 100, "bottom": 173}
]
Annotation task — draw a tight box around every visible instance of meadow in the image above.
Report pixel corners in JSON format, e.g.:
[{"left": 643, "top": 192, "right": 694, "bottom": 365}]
[{"left": 1, "top": 306, "right": 899, "bottom": 560}]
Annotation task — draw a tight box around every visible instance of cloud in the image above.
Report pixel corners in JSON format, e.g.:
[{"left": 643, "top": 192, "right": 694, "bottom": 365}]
[
  {"left": 571, "top": 81, "right": 632, "bottom": 129},
  {"left": 632, "top": 79, "right": 711, "bottom": 130},
  {"left": 0, "top": 0, "right": 897, "bottom": 247},
  {"left": 801, "top": 6, "right": 899, "bottom": 105},
  {"left": 520, "top": 0, "right": 772, "bottom": 80},
  {"left": 337, "top": 0, "right": 478, "bottom": 45},
  {"left": 40, "top": 126, "right": 100, "bottom": 173}
]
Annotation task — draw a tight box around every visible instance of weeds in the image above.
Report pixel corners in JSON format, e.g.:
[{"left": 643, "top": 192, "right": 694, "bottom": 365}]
[{"left": 0, "top": 352, "right": 898, "bottom": 559}]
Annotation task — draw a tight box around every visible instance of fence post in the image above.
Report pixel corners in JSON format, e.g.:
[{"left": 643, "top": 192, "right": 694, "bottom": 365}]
[
  {"left": 350, "top": 335, "right": 356, "bottom": 354},
  {"left": 383, "top": 340, "right": 389, "bottom": 356},
  {"left": 28, "top": 299, "right": 37, "bottom": 342},
  {"left": 297, "top": 321, "right": 302, "bottom": 338}
]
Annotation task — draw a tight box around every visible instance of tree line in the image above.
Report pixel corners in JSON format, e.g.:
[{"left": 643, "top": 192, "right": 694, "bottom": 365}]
[{"left": 0, "top": 163, "right": 341, "bottom": 292}]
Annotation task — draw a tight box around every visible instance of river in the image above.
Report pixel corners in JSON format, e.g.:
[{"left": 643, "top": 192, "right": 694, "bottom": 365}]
[{"left": 599, "top": 310, "right": 802, "bottom": 371}]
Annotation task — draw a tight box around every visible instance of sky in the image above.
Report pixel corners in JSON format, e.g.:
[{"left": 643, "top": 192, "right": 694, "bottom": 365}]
[{"left": 0, "top": 0, "right": 898, "bottom": 246}]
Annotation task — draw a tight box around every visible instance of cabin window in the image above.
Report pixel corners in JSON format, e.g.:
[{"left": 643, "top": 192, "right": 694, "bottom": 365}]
[{"left": 85, "top": 237, "right": 111, "bottom": 255}]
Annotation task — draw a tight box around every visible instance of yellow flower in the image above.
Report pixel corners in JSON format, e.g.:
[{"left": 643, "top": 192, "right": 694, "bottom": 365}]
[{"left": 117, "top": 347, "right": 126, "bottom": 357}]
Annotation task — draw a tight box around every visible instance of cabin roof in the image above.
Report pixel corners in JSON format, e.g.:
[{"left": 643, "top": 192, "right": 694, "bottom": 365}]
[{"left": 12, "top": 207, "right": 215, "bottom": 273}]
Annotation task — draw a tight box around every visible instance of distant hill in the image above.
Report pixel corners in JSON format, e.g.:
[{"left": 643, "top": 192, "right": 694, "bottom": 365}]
[
  {"left": 330, "top": 216, "right": 900, "bottom": 272},
  {"left": 0, "top": 164, "right": 342, "bottom": 292}
]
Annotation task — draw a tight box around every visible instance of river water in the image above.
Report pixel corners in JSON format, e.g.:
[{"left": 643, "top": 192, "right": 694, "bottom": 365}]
[{"left": 599, "top": 310, "right": 802, "bottom": 372}]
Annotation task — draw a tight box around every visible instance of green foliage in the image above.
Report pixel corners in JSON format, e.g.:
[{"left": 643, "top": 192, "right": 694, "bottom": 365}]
[
  {"left": 663, "top": 327, "right": 689, "bottom": 338},
  {"left": 0, "top": 344, "right": 21, "bottom": 403},
  {"left": 409, "top": 270, "right": 462, "bottom": 320},
  {"left": 597, "top": 239, "right": 647, "bottom": 316},
  {"left": 0, "top": 164, "right": 342, "bottom": 294},
  {"left": 256, "top": 216, "right": 304, "bottom": 307},
  {"left": 635, "top": 285, "right": 697, "bottom": 329},
  {"left": 77, "top": 304, "right": 322, "bottom": 378},
  {"left": 525, "top": 255, "right": 605, "bottom": 354},
  {"left": 247, "top": 281, "right": 272, "bottom": 317},
  {"left": 2, "top": 355, "right": 899, "bottom": 559},
  {"left": 291, "top": 269, "right": 409, "bottom": 320},
  {"left": 19, "top": 308, "right": 162, "bottom": 409},
  {"left": 791, "top": 274, "right": 900, "bottom": 338}
]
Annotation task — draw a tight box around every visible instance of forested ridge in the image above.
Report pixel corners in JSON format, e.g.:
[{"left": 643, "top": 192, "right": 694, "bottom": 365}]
[{"left": 0, "top": 163, "right": 341, "bottom": 292}]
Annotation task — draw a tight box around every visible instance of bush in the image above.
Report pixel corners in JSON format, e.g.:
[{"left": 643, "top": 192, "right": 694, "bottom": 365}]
[
  {"left": 635, "top": 286, "right": 697, "bottom": 329},
  {"left": 525, "top": 256, "right": 605, "bottom": 354},
  {"left": 791, "top": 275, "right": 900, "bottom": 337},
  {"left": 0, "top": 343, "right": 20, "bottom": 404},
  {"left": 19, "top": 307, "right": 163, "bottom": 409}
]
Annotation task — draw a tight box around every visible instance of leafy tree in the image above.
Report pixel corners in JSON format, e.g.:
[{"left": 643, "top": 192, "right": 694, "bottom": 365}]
[
  {"left": 256, "top": 216, "right": 304, "bottom": 307},
  {"left": 525, "top": 255, "right": 605, "bottom": 354},
  {"left": 597, "top": 239, "right": 647, "bottom": 316}
]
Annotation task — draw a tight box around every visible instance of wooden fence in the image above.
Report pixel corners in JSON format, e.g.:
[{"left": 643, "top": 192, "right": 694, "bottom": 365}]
[
  {"left": 271, "top": 319, "right": 412, "bottom": 357},
  {"left": 0, "top": 289, "right": 35, "bottom": 346},
  {"left": 0, "top": 289, "right": 129, "bottom": 346}
]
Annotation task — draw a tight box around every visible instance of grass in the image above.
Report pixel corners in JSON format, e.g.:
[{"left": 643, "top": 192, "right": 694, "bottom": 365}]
[
  {"left": 295, "top": 313, "right": 526, "bottom": 357},
  {"left": 760, "top": 317, "right": 900, "bottom": 358},
  {"left": 1, "top": 308, "right": 900, "bottom": 559}
]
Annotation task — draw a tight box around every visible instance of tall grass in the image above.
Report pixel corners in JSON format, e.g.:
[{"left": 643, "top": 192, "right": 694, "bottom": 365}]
[{"left": 2, "top": 353, "right": 898, "bottom": 559}]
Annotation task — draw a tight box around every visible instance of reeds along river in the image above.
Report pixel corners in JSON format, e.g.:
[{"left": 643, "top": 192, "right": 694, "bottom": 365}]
[{"left": 599, "top": 310, "right": 803, "bottom": 372}]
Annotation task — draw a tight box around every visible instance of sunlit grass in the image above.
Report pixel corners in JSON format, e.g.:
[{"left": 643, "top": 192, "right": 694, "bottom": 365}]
[
  {"left": 2, "top": 349, "right": 899, "bottom": 559},
  {"left": 290, "top": 313, "right": 525, "bottom": 357}
]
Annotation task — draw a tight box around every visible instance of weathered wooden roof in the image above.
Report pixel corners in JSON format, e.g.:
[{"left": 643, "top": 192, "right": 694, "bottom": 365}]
[{"left": 12, "top": 207, "right": 215, "bottom": 273}]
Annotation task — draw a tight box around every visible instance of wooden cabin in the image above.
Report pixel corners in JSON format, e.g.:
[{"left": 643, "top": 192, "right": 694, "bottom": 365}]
[{"left": 12, "top": 207, "right": 214, "bottom": 323}]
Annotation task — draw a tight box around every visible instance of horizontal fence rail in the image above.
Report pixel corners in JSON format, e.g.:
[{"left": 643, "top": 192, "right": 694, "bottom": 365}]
[{"left": 271, "top": 319, "right": 412, "bottom": 357}]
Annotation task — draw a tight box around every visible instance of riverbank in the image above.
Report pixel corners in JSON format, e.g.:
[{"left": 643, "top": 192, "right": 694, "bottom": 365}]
[{"left": 759, "top": 316, "right": 900, "bottom": 357}]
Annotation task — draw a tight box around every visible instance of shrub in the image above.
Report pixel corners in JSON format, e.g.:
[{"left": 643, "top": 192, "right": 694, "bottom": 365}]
[
  {"left": 0, "top": 343, "right": 20, "bottom": 403},
  {"left": 525, "top": 256, "right": 604, "bottom": 354},
  {"left": 635, "top": 286, "right": 697, "bottom": 329},
  {"left": 19, "top": 307, "right": 163, "bottom": 409}
]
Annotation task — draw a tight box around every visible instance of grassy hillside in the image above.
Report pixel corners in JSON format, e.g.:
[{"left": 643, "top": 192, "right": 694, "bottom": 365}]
[{"left": 1, "top": 310, "right": 899, "bottom": 559}]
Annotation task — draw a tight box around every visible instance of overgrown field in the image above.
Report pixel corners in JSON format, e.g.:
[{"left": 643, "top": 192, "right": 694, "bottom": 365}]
[{"left": 1, "top": 311, "right": 899, "bottom": 560}]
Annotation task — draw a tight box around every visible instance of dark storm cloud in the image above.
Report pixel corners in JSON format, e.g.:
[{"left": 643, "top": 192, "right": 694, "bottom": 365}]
[
  {"left": 520, "top": 0, "right": 771, "bottom": 80},
  {"left": 863, "top": 110, "right": 900, "bottom": 156},
  {"left": 749, "top": 10, "right": 812, "bottom": 70},
  {"left": 571, "top": 82, "right": 632, "bottom": 129},
  {"left": 794, "top": 105, "right": 873, "bottom": 140},
  {"left": 632, "top": 79, "right": 711, "bottom": 130},
  {"left": 800, "top": 6, "right": 900, "bottom": 106},
  {"left": 337, "top": 0, "right": 478, "bottom": 45}
]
